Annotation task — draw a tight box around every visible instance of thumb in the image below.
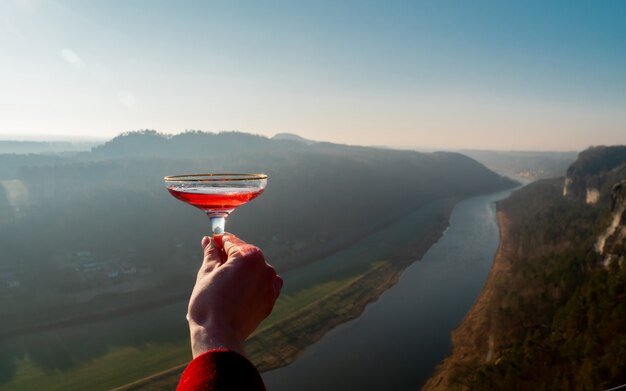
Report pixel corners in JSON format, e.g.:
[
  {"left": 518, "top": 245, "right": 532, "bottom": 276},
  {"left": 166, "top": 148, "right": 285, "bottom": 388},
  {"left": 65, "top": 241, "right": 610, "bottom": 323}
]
[{"left": 222, "top": 233, "right": 248, "bottom": 258}]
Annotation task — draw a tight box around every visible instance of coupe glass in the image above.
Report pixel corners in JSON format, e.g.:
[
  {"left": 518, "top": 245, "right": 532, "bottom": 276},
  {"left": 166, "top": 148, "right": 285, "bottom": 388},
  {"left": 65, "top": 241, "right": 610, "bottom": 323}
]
[{"left": 164, "top": 173, "right": 267, "bottom": 245}]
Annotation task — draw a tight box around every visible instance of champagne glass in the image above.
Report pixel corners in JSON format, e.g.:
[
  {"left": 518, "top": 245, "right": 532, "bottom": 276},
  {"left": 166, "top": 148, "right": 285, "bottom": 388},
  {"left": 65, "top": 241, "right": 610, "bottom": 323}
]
[{"left": 164, "top": 173, "right": 267, "bottom": 246}]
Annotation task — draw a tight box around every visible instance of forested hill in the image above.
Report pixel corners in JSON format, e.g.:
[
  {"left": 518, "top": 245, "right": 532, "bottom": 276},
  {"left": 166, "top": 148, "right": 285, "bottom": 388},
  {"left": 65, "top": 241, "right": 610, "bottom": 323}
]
[
  {"left": 429, "top": 145, "right": 626, "bottom": 390},
  {"left": 2, "top": 130, "right": 515, "bottom": 271},
  {"left": 0, "top": 130, "right": 514, "bottom": 336}
]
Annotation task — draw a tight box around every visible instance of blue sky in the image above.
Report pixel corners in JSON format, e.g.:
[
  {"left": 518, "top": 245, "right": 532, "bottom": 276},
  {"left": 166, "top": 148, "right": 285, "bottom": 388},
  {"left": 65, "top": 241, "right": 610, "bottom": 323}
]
[{"left": 1, "top": 0, "right": 625, "bottom": 150}]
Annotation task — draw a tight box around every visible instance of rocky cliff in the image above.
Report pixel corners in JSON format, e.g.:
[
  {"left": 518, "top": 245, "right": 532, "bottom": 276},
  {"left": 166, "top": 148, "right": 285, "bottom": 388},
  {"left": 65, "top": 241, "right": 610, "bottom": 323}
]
[
  {"left": 562, "top": 145, "right": 626, "bottom": 203},
  {"left": 596, "top": 180, "right": 626, "bottom": 266}
]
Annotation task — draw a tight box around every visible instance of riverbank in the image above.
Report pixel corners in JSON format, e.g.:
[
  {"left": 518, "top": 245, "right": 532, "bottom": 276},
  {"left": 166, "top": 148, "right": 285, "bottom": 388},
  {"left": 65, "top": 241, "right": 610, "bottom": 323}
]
[
  {"left": 113, "top": 199, "right": 457, "bottom": 391},
  {"left": 422, "top": 209, "right": 513, "bottom": 391}
]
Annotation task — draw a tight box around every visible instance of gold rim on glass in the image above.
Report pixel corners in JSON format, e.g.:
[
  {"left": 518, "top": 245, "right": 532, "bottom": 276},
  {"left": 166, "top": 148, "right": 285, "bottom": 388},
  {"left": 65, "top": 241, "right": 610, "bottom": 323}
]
[{"left": 164, "top": 173, "right": 268, "bottom": 182}]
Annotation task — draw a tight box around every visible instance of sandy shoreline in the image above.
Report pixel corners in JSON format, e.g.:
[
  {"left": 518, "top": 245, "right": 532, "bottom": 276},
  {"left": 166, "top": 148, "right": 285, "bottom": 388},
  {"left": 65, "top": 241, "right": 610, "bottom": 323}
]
[{"left": 422, "top": 209, "right": 514, "bottom": 391}]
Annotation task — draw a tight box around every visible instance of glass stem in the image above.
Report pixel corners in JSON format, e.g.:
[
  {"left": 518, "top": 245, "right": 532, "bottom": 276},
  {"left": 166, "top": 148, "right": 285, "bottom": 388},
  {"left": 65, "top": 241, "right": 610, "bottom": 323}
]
[{"left": 208, "top": 214, "right": 227, "bottom": 247}]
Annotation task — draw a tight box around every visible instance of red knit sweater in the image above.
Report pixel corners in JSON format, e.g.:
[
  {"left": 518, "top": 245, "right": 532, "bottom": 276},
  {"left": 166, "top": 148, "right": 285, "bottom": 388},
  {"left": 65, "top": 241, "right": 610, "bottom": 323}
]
[{"left": 176, "top": 349, "right": 266, "bottom": 391}]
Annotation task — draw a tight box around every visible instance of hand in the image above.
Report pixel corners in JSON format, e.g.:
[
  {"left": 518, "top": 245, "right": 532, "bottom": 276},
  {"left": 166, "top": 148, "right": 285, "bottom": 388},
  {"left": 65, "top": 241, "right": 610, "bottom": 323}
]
[{"left": 187, "top": 233, "right": 283, "bottom": 358}]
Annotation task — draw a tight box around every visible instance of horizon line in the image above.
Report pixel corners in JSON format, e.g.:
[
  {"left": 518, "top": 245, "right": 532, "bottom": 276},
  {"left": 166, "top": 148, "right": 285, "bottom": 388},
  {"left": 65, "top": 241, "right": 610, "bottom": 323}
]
[{"left": 0, "top": 130, "right": 587, "bottom": 153}]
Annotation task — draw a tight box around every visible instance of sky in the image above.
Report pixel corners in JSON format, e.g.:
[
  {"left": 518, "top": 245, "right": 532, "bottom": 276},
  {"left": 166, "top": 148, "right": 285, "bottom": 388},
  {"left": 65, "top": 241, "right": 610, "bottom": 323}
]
[{"left": 1, "top": 0, "right": 625, "bottom": 150}]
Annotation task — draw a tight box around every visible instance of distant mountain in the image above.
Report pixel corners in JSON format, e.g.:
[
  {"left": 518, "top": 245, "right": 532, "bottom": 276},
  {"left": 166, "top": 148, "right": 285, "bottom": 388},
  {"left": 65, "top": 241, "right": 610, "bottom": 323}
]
[
  {"left": 91, "top": 130, "right": 301, "bottom": 158},
  {"left": 0, "top": 140, "right": 98, "bottom": 154},
  {"left": 0, "top": 154, "right": 71, "bottom": 180},
  {"left": 87, "top": 132, "right": 517, "bottom": 255},
  {"left": 461, "top": 149, "right": 577, "bottom": 181},
  {"left": 426, "top": 145, "right": 626, "bottom": 390},
  {"left": 272, "top": 133, "right": 317, "bottom": 145}
]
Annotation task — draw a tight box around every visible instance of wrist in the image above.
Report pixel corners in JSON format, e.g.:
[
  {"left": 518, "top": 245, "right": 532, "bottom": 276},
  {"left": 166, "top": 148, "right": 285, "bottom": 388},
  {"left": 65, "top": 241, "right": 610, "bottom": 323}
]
[{"left": 189, "top": 321, "right": 245, "bottom": 358}]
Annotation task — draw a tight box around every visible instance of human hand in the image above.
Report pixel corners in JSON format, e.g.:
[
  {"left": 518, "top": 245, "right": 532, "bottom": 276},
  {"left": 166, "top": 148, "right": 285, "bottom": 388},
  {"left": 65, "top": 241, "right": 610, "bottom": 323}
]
[{"left": 187, "top": 234, "right": 283, "bottom": 358}]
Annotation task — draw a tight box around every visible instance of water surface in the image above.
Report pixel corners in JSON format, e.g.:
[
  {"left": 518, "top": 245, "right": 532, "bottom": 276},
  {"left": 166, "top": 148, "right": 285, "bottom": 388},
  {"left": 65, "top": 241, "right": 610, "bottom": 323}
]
[{"left": 263, "top": 189, "right": 514, "bottom": 391}]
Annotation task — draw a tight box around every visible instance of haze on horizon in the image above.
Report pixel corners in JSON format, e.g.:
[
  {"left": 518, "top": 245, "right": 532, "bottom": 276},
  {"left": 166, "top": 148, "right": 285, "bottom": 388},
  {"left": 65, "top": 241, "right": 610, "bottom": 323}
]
[{"left": 1, "top": 0, "right": 625, "bottom": 151}]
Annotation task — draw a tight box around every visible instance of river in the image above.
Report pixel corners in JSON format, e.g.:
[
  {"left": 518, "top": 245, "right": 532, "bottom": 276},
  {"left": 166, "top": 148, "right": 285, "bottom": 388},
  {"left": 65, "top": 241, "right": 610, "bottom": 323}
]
[{"left": 263, "top": 188, "right": 515, "bottom": 391}]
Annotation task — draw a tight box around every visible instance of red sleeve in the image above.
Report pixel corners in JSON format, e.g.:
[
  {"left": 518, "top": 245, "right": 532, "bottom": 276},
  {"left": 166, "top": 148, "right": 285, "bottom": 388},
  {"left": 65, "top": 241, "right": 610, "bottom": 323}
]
[{"left": 176, "top": 348, "right": 266, "bottom": 391}]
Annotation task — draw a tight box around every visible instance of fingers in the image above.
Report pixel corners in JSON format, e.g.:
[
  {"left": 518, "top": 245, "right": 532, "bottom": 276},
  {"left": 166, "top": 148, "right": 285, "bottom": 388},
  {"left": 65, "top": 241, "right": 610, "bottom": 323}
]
[
  {"left": 201, "top": 236, "right": 224, "bottom": 271},
  {"left": 201, "top": 236, "right": 211, "bottom": 250}
]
